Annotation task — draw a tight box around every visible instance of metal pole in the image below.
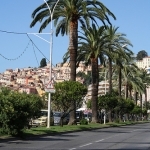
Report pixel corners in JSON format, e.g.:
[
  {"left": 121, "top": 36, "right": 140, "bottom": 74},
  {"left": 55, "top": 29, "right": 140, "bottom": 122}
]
[
  {"left": 104, "top": 71, "right": 106, "bottom": 124},
  {"left": 44, "top": 0, "right": 60, "bottom": 128},
  {"left": 99, "top": 71, "right": 107, "bottom": 124}
]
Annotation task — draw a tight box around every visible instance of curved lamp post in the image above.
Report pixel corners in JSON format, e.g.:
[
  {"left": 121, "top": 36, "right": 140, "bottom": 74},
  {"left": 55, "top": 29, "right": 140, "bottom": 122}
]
[
  {"left": 99, "top": 71, "right": 107, "bottom": 124},
  {"left": 43, "top": 0, "right": 60, "bottom": 128}
]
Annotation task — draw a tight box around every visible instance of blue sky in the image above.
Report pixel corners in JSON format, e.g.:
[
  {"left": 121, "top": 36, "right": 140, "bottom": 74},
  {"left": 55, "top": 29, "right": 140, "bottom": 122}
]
[{"left": 0, "top": 0, "right": 150, "bottom": 73}]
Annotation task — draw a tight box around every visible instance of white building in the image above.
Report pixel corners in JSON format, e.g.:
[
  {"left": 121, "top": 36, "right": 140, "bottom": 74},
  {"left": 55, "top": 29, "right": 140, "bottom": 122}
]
[
  {"left": 136, "top": 56, "right": 150, "bottom": 69},
  {"left": 83, "top": 81, "right": 109, "bottom": 109}
]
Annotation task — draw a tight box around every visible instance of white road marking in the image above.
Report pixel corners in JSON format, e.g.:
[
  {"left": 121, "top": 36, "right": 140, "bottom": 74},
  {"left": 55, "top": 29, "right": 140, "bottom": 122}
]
[
  {"left": 95, "top": 139, "right": 104, "bottom": 142},
  {"left": 79, "top": 142, "right": 92, "bottom": 148},
  {"left": 69, "top": 148, "right": 76, "bottom": 150},
  {"left": 69, "top": 127, "right": 144, "bottom": 150}
]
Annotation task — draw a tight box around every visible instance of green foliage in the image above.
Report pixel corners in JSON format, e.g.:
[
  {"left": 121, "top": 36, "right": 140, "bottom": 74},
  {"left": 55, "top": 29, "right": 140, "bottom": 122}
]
[
  {"left": 0, "top": 89, "right": 43, "bottom": 136},
  {"left": 98, "top": 93, "right": 118, "bottom": 111},
  {"left": 40, "top": 58, "right": 47, "bottom": 68},
  {"left": 52, "top": 81, "right": 87, "bottom": 113},
  {"left": 86, "top": 100, "right": 92, "bottom": 109},
  {"left": 131, "top": 105, "right": 142, "bottom": 114},
  {"left": 77, "top": 71, "right": 91, "bottom": 86},
  {"left": 30, "top": 0, "right": 116, "bottom": 33},
  {"left": 115, "top": 98, "right": 135, "bottom": 115},
  {"left": 80, "top": 118, "right": 88, "bottom": 125},
  {"left": 114, "top": 118, "right": 120, "bottom": 123},
  {"left": 143, "top": 101, "right": 150, "bottom": 109},
  {"left": 136, "top": 50, "right": 148, "bottom": 60},
  {"left": 142, "top": 108, "right": 147, "bottom": 116}
]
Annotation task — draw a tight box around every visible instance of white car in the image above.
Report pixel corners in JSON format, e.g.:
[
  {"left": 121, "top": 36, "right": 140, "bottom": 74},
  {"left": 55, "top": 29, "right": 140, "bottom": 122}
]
[{"left": 29, "top": 118, "right": 40, "bottom": 127}]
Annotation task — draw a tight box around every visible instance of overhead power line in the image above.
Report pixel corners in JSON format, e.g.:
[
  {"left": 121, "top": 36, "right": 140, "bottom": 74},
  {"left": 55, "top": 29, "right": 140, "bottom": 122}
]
[
  {"left": 0, "top": 29, "right": 56, "bottom": 66},
  {"left": 0, "top": 40, "right": 31, "bottom": 61},
  {"left": 0, "top": 29, "right": 26, "bottom": 35}
]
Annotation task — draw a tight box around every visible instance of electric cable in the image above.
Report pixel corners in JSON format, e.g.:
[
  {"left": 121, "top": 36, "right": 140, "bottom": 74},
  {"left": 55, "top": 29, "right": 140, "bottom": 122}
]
[
  {"left": 0, "top": 40, "right": 31, "bottom": 61},
  {"left": 31, "top": 42, "right": 39, "bottom": 67},
  {"left": 0, "top": 29, "right": 55, "bottom": 67}
]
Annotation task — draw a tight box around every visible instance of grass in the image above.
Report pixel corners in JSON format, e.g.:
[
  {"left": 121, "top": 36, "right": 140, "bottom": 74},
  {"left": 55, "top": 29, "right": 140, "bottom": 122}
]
[{"left": 0, "top": 121, "right": 149, "bottom": 139}]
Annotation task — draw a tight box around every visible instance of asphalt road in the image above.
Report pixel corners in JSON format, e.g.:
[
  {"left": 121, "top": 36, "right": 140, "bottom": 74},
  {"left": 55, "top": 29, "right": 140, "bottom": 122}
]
[{"left": 1, "top": 123, "right": 150, "bottom": 150}]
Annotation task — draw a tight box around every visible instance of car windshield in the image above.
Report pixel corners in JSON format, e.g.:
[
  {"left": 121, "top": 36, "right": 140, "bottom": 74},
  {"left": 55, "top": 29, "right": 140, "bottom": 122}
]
[
  {"left": 40, "top": 111, "right": 48, "bottom": 116},
  {"left": 53, "top": 112, "right": 61, "bottom": 117}
]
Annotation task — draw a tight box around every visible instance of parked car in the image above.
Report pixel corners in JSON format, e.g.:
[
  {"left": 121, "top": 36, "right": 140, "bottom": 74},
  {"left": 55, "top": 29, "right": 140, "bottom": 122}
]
[
  {"left": 29, "top": 118, "right": 40, "bottom": 127},
  {"left": 53, "top": 111, "right": 69, "bottom": 125},
  {"left": 29, "top": 109, "right": 54, "bottom": 127}
]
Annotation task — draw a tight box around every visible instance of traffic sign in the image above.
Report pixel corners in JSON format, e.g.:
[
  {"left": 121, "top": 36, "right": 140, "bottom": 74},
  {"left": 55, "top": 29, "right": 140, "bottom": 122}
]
[
  {"left": 45, "top": 88, "right": 56, "bottom": 93},
  {"left": 45, "top": 79, "right": 55, "bottom": 93}
]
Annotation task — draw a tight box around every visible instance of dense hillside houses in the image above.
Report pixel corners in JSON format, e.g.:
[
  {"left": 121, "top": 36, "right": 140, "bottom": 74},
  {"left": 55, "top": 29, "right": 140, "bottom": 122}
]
[
  {"left": 0, "top": 58, "right": 150, "bottom": 108},
  {"left": 0, "top": 62, "right": 109, "bottom": 109},
  {"left": 0, "top": 62, "right": 94, "bottom": 95}
]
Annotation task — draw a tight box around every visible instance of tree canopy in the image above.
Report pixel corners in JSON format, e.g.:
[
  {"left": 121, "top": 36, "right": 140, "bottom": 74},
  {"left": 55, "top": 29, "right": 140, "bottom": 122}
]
[
  {"left": 0, "top": 88, "right": 43, "bottom": 136},
  {"left": 52, "top": 81, "right": 87, "bottom": 113},
  {"left": 40, "top": 58, "right": 47, "bottom": 68},
  {"left": 136, "top": 50, "right": 148, "bottom": 60}
]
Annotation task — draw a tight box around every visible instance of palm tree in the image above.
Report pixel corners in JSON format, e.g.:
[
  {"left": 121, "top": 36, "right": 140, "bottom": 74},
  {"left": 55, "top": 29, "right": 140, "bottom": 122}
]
[
  {"left": 77, "top": 24, "right": 108, "bottom": 123},
  {"left": 122, "top": 63, "right": 144, "bottom": 101},
  {"left": 113, "top": 46, "right": 133, "bottom": 97},
  {"left": 139, "top": 69, "right": 150, "bottom": 119},
  {"left": 30, "top": 0, "right": 116, "bottom": 124},
  {"left": 64, "top": 24, "right": 107, "bottom": 123},
  {"left": 103, "top": 26, "right": 132, "bottom": 95}
]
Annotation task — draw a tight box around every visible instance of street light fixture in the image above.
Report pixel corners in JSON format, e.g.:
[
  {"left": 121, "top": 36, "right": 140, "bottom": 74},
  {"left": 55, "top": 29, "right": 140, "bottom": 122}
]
[
  {"left": 27, "top": 0, "right": 60, "bottom": 128},
  {"left": 99, "top": 71, "right": 107, "bottom": 124},
  {"left": 43, "top": 0, "right": 60, "bottom": 128}
]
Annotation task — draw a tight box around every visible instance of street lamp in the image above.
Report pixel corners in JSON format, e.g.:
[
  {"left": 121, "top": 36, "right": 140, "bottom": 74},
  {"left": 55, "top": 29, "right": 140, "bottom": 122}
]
[
  {"left": 43, "top": 0, "right": 60, "bottom": 128},
  {"left": 27, "top": 0, "right": 60, "bottom": 128},
  {"left": 99, "top": 71, "right": 107, "bottom": 124}
]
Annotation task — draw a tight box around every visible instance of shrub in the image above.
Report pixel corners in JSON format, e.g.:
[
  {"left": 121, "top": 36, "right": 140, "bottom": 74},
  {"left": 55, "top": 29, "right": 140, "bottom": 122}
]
[
  {"left": 114, "top": 118, "right": 120, "bottom": 123},
  {"left": 80, "top": 118, "right": 88, "bottom": 125},
  {"left": 0, "top": 89, "right": 43, "bottom": 137}
]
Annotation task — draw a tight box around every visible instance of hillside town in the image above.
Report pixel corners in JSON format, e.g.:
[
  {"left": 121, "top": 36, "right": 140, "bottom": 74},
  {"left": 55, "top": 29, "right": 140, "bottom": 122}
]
[
  {"left": 0, "top": 61, "right": 110, "bottom": 108},
  {"left": 0, "top": 56, "right": 150, "bottom": 107}
]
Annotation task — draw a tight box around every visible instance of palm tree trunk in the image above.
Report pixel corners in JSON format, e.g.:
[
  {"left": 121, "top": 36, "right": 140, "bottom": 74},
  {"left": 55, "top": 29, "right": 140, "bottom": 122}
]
[
  {"left": 108, "top": 57, "right": 112, "bottom": 94},
  {"left": 118, "top": 66, "right": 122, "bottom": 97},
  {"left": 68, "top": 20, "right": 78, "bottom": 125},
  {"left": 145, "top": 85, "right": 147, "bottom": 120},
  {"left": 139, "top": 93, "right": 142, "bottom": 121},
  {"left": 91, "top": 58, "right": 99, "bottom": 123},
  {"left": 140, "top": 93, "right": 142, "bottom": 110},
  {"left": 134, "top": 91, "right": 138, "bottom": 105},
  {"left": 125, "top": 82, "right": 128, "bottom": 99}
]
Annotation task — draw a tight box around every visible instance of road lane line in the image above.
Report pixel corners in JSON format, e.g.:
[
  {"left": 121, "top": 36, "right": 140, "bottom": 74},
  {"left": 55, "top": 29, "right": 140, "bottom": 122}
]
[
  {"left": 69, "top": 127, "right": 145, "bottom": 150},
  {"left": 69, "top": 148, "right": 76, "bottom": 150},
  {"left": 95, "top": 139, "right": 104, "bottom": 142},
  {"left": 79, "top": 142, "right": 93, "bottom": 148}
]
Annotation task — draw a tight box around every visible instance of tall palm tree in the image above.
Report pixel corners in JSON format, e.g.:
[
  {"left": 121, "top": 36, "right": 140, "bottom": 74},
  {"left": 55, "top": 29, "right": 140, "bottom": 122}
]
[
  {"left": 113, "top": 46, "right": 133, "bottom": 97},
  {"left": 122, "top": 63, "right": 144, "bottom": 101},
  {"left": 139, "top": 69, "right": 150, "bottom": 118},
  {"left": 64, "top": 24, "right": 107, "bottom": 123},
  {"left": 77, "top": 24, "right": 108, "bottom": 123},
  {"left": 30, "top": 0, "right": 116, "bottom": 124},
  {"left": 103, "top": 26, "right": 132, "bottom": 95}
]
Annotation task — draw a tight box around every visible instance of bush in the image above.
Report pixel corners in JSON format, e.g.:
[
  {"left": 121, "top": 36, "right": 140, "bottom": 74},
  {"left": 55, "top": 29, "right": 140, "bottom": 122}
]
[
  {"left": 114, "top": 118, "right": 120, "bottom": 123},
  {"left": 80, "top": 118, "right": 88, "bottom": 125},
  {"left": 0, "top": 89, "right": 43, "bottom": 137}
]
